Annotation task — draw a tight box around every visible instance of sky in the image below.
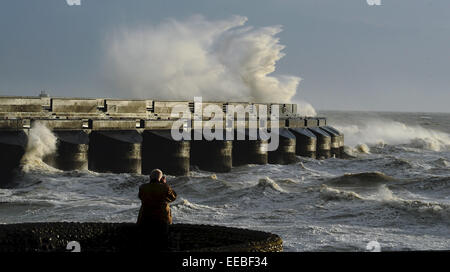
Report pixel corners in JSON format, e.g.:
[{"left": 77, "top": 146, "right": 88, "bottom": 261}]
[{"left": 0, "top": 0, "right": 449, "bottom": 113}]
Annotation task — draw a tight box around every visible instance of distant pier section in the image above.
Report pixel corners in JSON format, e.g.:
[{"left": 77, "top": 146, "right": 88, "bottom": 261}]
[{"left": 0, "top": 95, "right": 344, "bottom": 181}]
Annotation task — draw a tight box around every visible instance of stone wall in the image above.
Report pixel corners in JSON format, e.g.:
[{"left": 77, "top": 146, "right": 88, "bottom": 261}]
[{"left": 0, "top": 222, "right": 283, "bottom": 252}]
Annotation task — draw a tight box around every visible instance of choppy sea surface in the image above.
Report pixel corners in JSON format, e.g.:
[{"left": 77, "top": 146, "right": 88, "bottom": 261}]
[{"left": 1, "top": 111, "right": 449, "bottom": 251}]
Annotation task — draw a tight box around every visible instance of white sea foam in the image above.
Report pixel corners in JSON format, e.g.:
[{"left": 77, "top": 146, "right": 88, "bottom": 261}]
[
  {"left": 336, "top": 119, "right": 450, "bottom": 151},
  {"left": 319, "top": 185, "right": 363, "bottom": 201},
  {"left": 255, "top": 177, "right": 287, "bottom": 193},
  {"left": 20, "top": 122, "right": 58, "bottom": 172}
]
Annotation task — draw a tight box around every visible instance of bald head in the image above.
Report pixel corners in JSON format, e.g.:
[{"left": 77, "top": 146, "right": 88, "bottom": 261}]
[{"left": 150, "top": 169, "right": 163, "bottom": 182}]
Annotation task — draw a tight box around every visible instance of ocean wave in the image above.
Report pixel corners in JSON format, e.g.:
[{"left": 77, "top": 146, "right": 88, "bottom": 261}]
[
  {"left": 222, "top": 177, "right": 289, "bottom": 199},
  {"left": 19, "top": 160, "right": 62, "bottom": 174},
  {"left": 380, "top": 156, "right": 415, "bottom": 169},
  {"left": 326, "top": 172, "right": 396, "bottom": 187},
  {"left": 342, "top": 144, "right": 370, "bottom": 158},
  {"left": 254, "top": 177, "right": 287, "bottom": 193},
  {"left": 384, "top": 197, "right": 450, "bottom": 221},
  {"left": 20, "top": 122, "right": 59, "bottom": 173},
  {"left": 397, "top": 176, "right": 450, "bottom": 192},
  {"left": 364, "top": 185, "right": 450, "bottom": 220},
  {"left": 318, "top": 183, "right": 450, "bottom": 220},
  {"left": 276, "top": 178, "right": 300, "bottom": 185},
  {"left": 430, "top": 158, "right": 450, "bottom": 168},
  {"left": 172, "top": 198, "right": 219, "bottom": 213},
  {"left": 335, "top": 119, "right": 450, "bottom": 152},
  {"left": 406, "top": 138, "right": 450, "bottom": 152},
  {"left": 319, "top": 185, "right": 363, "bottom": 201}
]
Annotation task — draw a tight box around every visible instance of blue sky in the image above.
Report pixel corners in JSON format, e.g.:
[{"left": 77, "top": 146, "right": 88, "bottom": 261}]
[{"left": 1, "top": 0, "right": 449, "bottom": 112}]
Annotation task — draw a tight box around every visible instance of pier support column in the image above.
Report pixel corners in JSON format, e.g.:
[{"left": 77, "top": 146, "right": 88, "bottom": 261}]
[
  {"left": 88, "top": 130, "right": 142, "bottom": 174},
  {"left": 0, "top": 130, "right": 27, "bottom": 185},
  {"left": 307, "top": 127, "right": 331, "bottom": 159},
  {"left": 321, "top": 126, "right": 344, "bottom": 158},
  {"left": 142, "top": 130, "right": 190, "bottom": 176},
  {"left": 290, "top": 128, "right": 317, "bottom": 159},
  {"left": 191, "top": 131, "right": 232, "bottom": 172},
  {"left": 44, "top": 131, "right": 89, "bottom": 171},
  {"left": 232, "top": 129, "right": 268, "bottom": 166},
  {"left": 268, "top": 128, "right": 297, "bottom": 165}
]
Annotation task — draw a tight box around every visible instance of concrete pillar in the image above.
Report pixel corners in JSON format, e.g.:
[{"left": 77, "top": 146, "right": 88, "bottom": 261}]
[
  {"left": 44, "top": 131, "right": 89, "bottom": 171},
  {"left": 191, "top": 131, "right": 232, "bottom": 172},
  {"left": 232, "top": 129, "right": 268, "bottom": 166},
  {"left": 289, "top": 128, "right": 317, "bottom": 159},
  {"left": 0, "top": 131, "right": 27, "bottom": 185},
  {"left": 307, "top": 127, "right": 331, "bottom": 159},
  {"left": 88, "top": 130, "right": 142, "bottom": 174},
  {"left": 268, "top": 128, "right": 297, "bottom": 165},
  {"left": 320, "top": 126, "right": 343, "bottom": 158},
  {"left": 142, "top": 130, "right": 190, "bottom": 176}
]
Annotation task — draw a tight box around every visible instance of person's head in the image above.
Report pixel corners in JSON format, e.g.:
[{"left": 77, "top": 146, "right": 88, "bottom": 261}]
[{"left": 150, "top": 169, "right": 163, "bottom": 183}]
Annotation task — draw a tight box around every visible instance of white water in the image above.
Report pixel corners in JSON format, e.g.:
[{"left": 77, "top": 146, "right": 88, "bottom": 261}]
[
  {"left": 336, "top": 119, "right": 450, "bottom": 152},
  {"left": 20, "top": 122, "right": 58, "bottom": 172}
]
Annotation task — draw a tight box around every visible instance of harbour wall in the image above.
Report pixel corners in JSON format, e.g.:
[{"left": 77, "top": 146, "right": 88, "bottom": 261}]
[{"left": 0, "top": 96, "right": 344, "bottom": 182}]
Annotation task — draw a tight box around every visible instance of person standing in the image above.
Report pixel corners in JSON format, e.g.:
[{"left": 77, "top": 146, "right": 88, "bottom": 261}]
[{"left": 137, "top": 169, "right": 177, "bottom": 251}]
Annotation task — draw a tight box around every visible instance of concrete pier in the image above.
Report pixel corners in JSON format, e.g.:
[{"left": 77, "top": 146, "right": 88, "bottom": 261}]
[
  {"left": 307, "top": 127, "right": 332, "bottom": 159},
  {"left": 232, "top": 129, "right": 268, "bottom": 166},
  {"left": 142, "top": 130, "right": 190, "bottom": 176},
  {"left": 0, "top": 130, "right": 27, "bottom": 182},
  {"left": 320, "top": 126, "right": 343, "bottom": 158},
  {"left": 268, "top": 128, "right": 297, "bottom": 165},
  {"left": 191, "top": 136, "right": 233, "bottom": 172},
  {"left": 290, "top": 128, "right": 317, "bottom": 159},
  {"left": 44, "top": 130, "right": 89, "bottom": 171},
  {"left": 322, "top": 126, "right": 344, "bottom": 157},
  {"left": 0, "top": 96, "right": 345, "bottom": 180},
  {"left": 88, "top": 130, "right": 142, "bottom": 174}
]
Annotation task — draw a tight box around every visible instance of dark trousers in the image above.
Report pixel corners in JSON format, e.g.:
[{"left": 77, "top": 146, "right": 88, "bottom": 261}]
[{"left": 137, "top": 222, "right": 169, "bottom": 252}]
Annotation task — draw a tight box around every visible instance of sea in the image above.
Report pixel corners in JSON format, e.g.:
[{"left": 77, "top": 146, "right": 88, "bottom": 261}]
[{"left": 1, "top": 111, "right": 449, "bottom": 251}]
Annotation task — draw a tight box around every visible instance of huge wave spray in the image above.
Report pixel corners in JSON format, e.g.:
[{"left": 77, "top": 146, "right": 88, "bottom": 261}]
[
  {"left": 105, "top": 15, "right": 314, "bottom": 114},
  {"left": 20, "top": 122, "right": 57, "bottom": 172}
]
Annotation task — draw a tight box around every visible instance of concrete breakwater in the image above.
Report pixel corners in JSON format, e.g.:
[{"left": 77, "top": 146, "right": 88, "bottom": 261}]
[
  {"left": 0, "top": 222, "right": 283, "bottom": 252},
  {"left": 0, "top": 96, "right": 344, "bottom": 182}
]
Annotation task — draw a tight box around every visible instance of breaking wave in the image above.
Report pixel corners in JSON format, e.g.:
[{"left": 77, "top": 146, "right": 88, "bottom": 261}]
[
  {"left": 336, "top": 120, "right": 450, "bottom": 151},
  {"left": 319, "top": 184, "right": 450, "bottom": 220},
  {"left": 319, "top": 185, "right": 363, "bottom": 201},
  {"left": 20, "top": 122, "right": 58, "bottom": 173},
  {"left": 342, "top": 144, "right": 371, "bottom": 157},
  {"left": 254, "top": 177, "right": 287, "bottom": 193},
  {"left": 375, "top": 186, "right": 450, "bottom": 220},
  {"left": 172, "top": 198, "right": 219, "bottom": 213}
]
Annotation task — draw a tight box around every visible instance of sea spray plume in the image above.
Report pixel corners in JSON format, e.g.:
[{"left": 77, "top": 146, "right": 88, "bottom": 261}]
[
  {"left": 20, "top": 122, "right": 57, "bottom": 172},
  {"left": 104, "top": 15, "right": 304, "bottom": 104},
  {"left": 292, "top": 99, "right": 317, "bottom": 117}
]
